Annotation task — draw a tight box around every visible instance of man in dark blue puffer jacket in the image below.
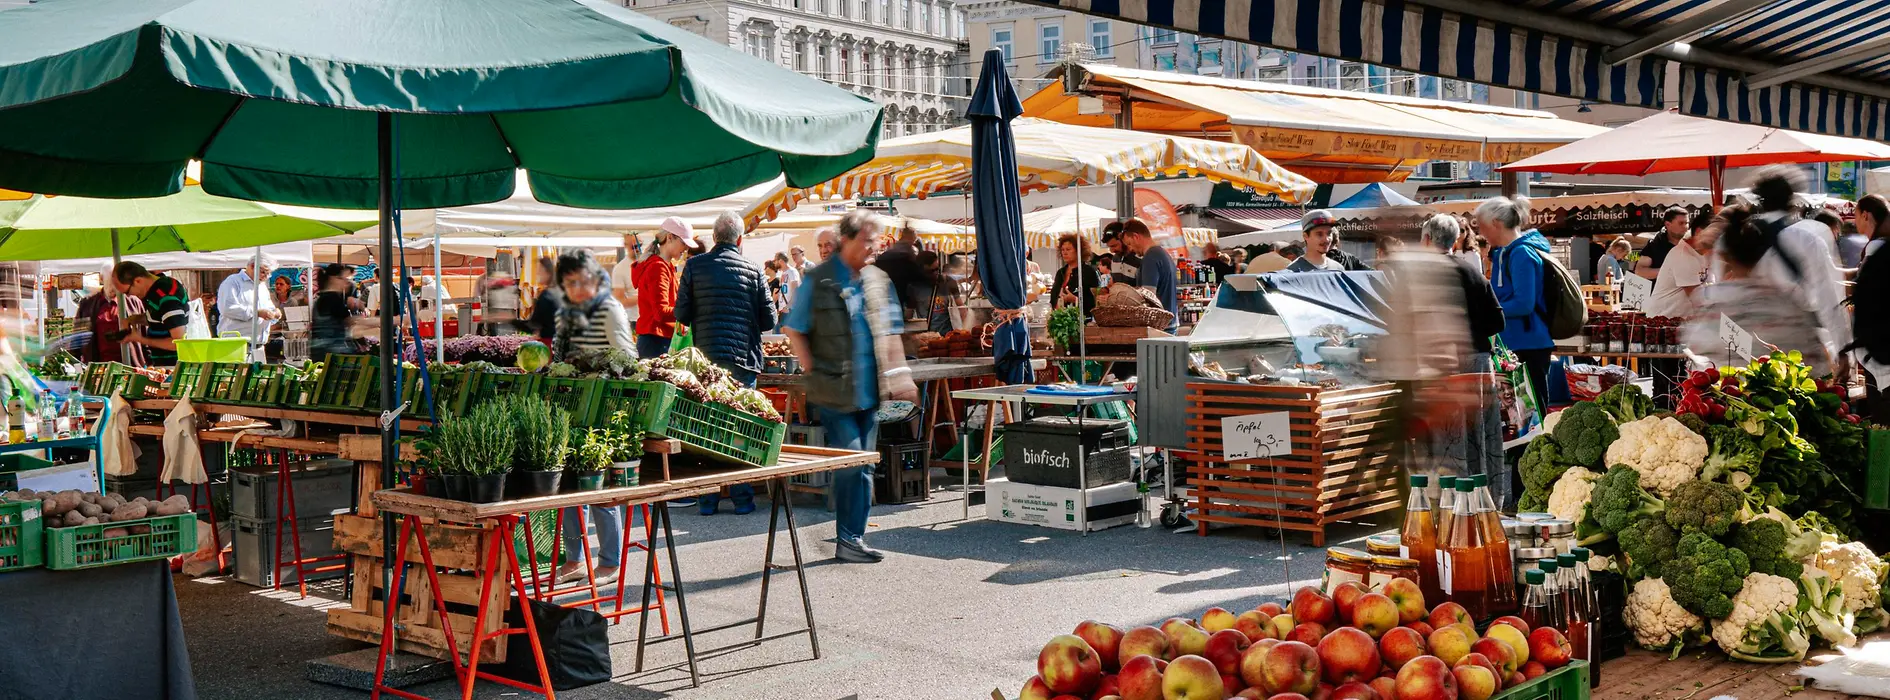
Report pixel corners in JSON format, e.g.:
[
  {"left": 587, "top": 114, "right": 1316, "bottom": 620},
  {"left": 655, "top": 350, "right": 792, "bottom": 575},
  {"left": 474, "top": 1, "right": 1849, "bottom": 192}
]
[{"left": 676, "top": 210, "right": 776, "bottom": 514}]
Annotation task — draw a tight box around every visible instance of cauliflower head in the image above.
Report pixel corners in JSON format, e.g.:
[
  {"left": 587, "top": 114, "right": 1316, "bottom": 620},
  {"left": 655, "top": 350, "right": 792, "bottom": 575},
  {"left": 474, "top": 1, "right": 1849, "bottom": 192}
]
[
  {"left": 1624, "top": 578, "right": 1706, "bottom": 656},
  {"left": 1605, "top": 416, "right": 1707, "bottom": 496},
  {"left": 1542, "top": 410, "right": 1563, "bottom": 434},
  {"left": 1711, "top": 572, "right": 1810, "bottom": 663},
  {"left": 1811, "top": 540, "right": 1887, "bottom": 615},
  {"left": 1547, "top": 466, "right": 1602, "bottom": 523}
]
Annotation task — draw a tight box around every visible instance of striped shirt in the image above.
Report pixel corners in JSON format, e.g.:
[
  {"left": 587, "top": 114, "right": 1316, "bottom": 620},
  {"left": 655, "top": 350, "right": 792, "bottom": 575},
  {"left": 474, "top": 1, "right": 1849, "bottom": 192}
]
[
  {"left": 555, "top": 296, "right": 634, "bottom": 357},
  {"left": 140, "top": 275, "right": 190, "bottom": 366}
]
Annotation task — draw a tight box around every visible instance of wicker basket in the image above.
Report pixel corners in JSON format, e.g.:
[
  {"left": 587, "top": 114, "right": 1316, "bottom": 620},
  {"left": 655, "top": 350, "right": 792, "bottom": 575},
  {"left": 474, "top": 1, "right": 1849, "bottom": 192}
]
[{"left": 1093, "top": 305, "right": 1174, "bottom": 328}]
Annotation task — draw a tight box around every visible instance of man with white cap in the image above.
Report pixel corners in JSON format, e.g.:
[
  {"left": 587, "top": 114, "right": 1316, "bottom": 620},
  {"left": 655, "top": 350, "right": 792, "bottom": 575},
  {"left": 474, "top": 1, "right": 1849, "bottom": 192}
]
[
  {"left": 216, "top": 253, "right": 281, "bottom": 359},
  {"left": 1286, "top": 210, "right": 1371, "bottom": 272},
  {"left": 633, "top": 216, "right": 700, "bottom": 359}
]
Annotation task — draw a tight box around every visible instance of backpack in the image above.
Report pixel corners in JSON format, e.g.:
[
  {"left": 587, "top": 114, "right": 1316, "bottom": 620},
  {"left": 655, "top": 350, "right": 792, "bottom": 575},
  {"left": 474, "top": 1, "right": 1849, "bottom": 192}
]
[
  {"left": 1848, "top": 241, "right": 1890, "bottom": 364},
  {"left": 1528, "top": 246, "right": 1587, "bottom": 340}
]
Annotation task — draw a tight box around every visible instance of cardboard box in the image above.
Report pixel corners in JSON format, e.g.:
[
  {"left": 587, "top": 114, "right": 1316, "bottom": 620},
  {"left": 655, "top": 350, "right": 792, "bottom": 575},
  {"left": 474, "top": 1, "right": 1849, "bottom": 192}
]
[{"left": 986, "top": 477, "right": 1140, "bottom": 532}]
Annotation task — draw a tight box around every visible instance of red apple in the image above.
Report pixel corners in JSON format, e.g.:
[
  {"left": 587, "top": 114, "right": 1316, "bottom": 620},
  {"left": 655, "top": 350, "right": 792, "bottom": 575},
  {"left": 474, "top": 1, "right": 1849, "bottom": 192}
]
[
  {"left": 1267, "top": 695, "right": 1310, "bottom": 700},
  {"left": 1468, "top": 638, "right": 1518, "bottom": 676},
  {"left": 1238, "top": 638, "right": 1282, "bottom": 690},
  {"left": 1451, "top": 653, "right": 1503, "bottom": 691},
  {"left": 1258, "top": 602, "right": 1287, "bottom": 617},
  {"left": 1259, "top": 640, "right": 1322, "bottom": 695},
  {"left": 1119, "top": 625, "right": 1171, "bottom": 666},
  {"left": 1519, "top": 661, "right": 1546, "bottom": 680},
  {"left": 1332, "top": 581, "right": 1370, "bottom": 622},
  {"left": 1381, "top": 577, "right": 1427, "bottom": 624},
  {"left": 1332, "top": 681, "right": 1380, "bottom": 700},
  {"left": 1425, "top": 625, "right": 1473, "bottom": 666},
  {"left": 1205, "top": 629, "right": 1254, "bottom": 676},
  {"left": 1224, "top": 674, "right": 1246, "bottom": 695},
  {"left": 1452, "top": 664, "right": 1497, "bottom": 700},
  {"left": 1425, "top": 602, "right": 1470, "bottom": 631},
  {"left": 1351, "top": 593, "right": 1400, "bottom": 639},
  {"left": 1049, "top": 695, "right": 1083, "bottom": 700},
  {"left": 1317, "top": 627, "right": 1382, "bottom": 685},
  {"left": 1233, "top": 689, "right": 1267, "bottom": 699},
  {"left": 1164, "top": 655, "right": 1228, "bottom": 700},
  {"left": 1292, "top": 587, "right": 1338, "bottom": 626},
  {"left": 1287, "top": 622, "right": 1328, "bottom": 646},
  {"left": 1203, "top": 607, "right": 1240, "bottom": 633},
  {"left": 1237, "top": 610, "right": 1276, "bottom": 641},
  {"left": 1393, "top": 656, "right": 1458, "bottom": 700},
  {"left": 1489, "top": 616, "right": 1529, "bottom": 636},
  {"left": 1377, "top": 626, "right": 1429, "bottom": 671},
  {"left": 1506, "top": 671, "right": 1527, "bottom": 688},
  {"left": 1094, "top": 674, "right": 1122, "bottom": 697},
  {"left": 1527, "top": 628, "right": 1570, "bottom": 669},
  {"left": 1038, "top": 634, "right": 1103, "bottom": 696},
  {"left": 1165, "top": 617, "right": 1212, "bottom": 656},
  {"left": 1311, "top": 683, "right": 1334, "bottom": 700},
  {"left": 1481, "top": 624, "right": 1528, "bottom": 668},
  {"left": 1020, "top": 675, "right": 1054, "bottom": 700},
  {"left": 1076, "top": 621, "right": 1127, "bottom": 672},
  {"left": 1368, "top": 676, "right": 1400, "bottom": 700},
  {"left": 1117, "top": 654, "right": 1167, "bottom": 700},
  {"left": 1402, "top": 621, "right": 1434, "bottom": 638}
]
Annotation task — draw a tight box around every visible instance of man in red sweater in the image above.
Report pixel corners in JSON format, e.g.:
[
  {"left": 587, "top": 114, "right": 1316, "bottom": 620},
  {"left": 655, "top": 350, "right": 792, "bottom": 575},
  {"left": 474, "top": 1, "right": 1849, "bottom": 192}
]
[{"left": 633, "top": 217, "right": 698, "bottom": 358}]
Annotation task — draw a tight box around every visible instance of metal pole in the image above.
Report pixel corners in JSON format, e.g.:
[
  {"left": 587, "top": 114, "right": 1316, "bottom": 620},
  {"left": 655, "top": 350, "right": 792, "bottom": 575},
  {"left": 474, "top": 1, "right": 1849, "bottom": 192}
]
[
  {"left": 375, "top": 112, "right": 399, "bottom": 652},
  {"left": 1076, "top": 197, "right": 1088, "bottom": 384},
  {"left": 1113, "top": 96, "right": 1134, "bottom": 217},
  {"left": 252, "top": 246, "right": 264, "bottom": 361},
  {"left": 110, "top": 229, "right": 132, "bottom": 363},
  {"left": 432, "top": 232, "right": 443, "bottom": 363}
]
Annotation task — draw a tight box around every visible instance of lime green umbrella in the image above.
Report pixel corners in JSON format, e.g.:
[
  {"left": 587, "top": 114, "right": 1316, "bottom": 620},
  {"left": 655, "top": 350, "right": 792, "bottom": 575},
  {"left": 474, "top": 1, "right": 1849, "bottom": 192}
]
[{"left": 0, "top": 187, "right": 375, "bottom": 261}]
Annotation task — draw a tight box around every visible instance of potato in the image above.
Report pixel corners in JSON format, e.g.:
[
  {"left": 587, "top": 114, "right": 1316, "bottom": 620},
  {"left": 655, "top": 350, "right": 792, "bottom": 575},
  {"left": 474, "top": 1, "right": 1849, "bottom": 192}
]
[
  {"left": 131, "top": 496, "right": 149, "bottom": 505},
  {"left": 61, "top": 510, "right": 85, "bottom": 527},
  {"left": 56, "top": 491, "right": 82, "bottom": 509},
  {"left": 102, "top": 528, "right": 129, "bottom": 539},
  {"left": 81, "top": 517, "right": 99, "bottom": 526},
  {"left": 129, "top": 525, "right": 150, "bottom": 535},
  {"left": 15, "top": 488, "right": 34, "bottom": 499},
  {"left": 39, "top": 498, "right": 59, "bottom": 516},
  {"left": 76, "top": 502, "right": 102, "bottom": 518},
  {"left": 104, "top": 493, "right": 126, "bottom": 508},
  {"left": 162, "top": 494, "right": 190, "bottom": 508},
  {"left": 110, "top": 502, "right": 148, "bottom": 521}
]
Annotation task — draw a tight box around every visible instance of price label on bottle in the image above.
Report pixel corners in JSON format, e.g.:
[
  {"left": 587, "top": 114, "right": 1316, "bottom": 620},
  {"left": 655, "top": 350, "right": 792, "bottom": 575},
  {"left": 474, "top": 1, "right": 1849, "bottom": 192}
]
[
  {"left": 1619, "top": 274, "right": 1653, "bottom": 309},
  {"left": 1221, "top": 411, "right": 1291, "bottom": 462}
]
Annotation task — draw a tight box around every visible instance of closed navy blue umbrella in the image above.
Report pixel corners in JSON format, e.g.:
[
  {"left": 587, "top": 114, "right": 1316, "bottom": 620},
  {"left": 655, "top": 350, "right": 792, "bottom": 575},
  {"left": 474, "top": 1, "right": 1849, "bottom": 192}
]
[{"left": 967, "top": 50, "right": 1033, "bottom": 384}]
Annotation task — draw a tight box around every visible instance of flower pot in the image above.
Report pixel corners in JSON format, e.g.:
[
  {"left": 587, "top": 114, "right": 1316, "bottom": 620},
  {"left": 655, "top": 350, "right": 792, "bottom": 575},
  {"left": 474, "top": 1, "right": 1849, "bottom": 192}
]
[
  {"left": 440, "top": 473, "right": 471, "bottom": 501},
  {"left": 514, "top": 469, "right": 562, "bottom": 498},
  {"left": 468, "top": 473, "right": 507, "bottom": 503},
  {"left": 609, "top": 460, "right": 641, "bottom": 488},
  {"left": 570, "top": 472, "right": 607, "bottom": 491},
  {"left": 409, "top": 473, "right": 431, "bottom": 497}
]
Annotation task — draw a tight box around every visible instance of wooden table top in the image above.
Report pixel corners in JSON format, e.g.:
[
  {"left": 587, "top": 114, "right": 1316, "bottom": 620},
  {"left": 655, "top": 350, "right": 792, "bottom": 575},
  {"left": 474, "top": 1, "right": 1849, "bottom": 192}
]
[
  {"left": 128, "top": 423, "right": 342, "bottom": 453},
  {"left": 371, "top": 444, "right": 879, "bottom": 524},
  {"left": 129, "top": 399, "right": 433, "bottom": 431}
]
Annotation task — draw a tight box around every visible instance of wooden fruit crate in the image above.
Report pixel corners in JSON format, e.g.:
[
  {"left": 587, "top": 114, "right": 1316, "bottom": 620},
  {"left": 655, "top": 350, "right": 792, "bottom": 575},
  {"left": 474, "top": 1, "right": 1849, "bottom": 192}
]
[
  {"left": 1183, "top": 381, "right": 1404, "bottom": 546},
  {"left": 325, "top": 513, "right": 510, "bottom": 662}
]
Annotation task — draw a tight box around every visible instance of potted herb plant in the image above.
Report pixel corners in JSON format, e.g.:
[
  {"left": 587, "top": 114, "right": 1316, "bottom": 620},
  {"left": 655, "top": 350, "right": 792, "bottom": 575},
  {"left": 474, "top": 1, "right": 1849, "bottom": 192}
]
[
  {"left": 566, "top": 428, "right": 614, "bottom": 491},
  {"left": 508, "top": 395, "right": 570, "bottom": 498},
  {"left": 440, "top": 401, "right": 514, "bottom": 503},
  {"left": 606, "top": 409, "right": 645, "bottom": 488}
]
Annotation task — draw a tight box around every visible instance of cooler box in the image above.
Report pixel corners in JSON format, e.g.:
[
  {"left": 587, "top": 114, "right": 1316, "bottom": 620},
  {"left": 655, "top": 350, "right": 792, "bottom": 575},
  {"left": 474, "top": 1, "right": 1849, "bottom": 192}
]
[
  {"left": 176, "top": 333, "right": 250, "bottom": 363},
  {"left": 986, "top": 478, "right": 1139, "bottom": 532},
  {"left": 1002, "top": 417, "right": 1132, "bottom": 489}
]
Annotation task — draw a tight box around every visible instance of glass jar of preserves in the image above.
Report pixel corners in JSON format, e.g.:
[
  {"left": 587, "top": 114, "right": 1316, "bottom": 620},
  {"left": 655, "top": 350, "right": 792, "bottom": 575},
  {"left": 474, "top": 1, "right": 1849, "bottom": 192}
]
[
  {"left": 1365, "top": 534, "right": 1402, "bottom": 557},
  {"left": 1538, "top": 519, "right": 1576, "bottom": 555},
  {"left": 1368, "top": 556, "right": 1421, "bottom": 589},
  {"left": 1324, "top": 547, "right": 1373, "bottom": 593}
]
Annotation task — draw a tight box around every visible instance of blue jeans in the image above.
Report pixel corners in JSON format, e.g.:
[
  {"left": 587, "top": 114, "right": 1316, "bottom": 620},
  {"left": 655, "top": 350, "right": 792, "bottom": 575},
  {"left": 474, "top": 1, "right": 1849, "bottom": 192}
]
[
  {"left": 636, "top": 333, "right": 670, "bottom": 360},
  {"left": 559, "top": 505, "right": 625, "bottom": 568},
  {"left": 818, "top": 406, "right": 879, "bottom": 543}
]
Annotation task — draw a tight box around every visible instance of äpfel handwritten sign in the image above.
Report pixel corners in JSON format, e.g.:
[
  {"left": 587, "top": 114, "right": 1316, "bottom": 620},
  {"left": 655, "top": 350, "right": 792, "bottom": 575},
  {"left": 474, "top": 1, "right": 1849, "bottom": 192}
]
[
  {"left": 1620, "top": 274, "right": 1653, "bottom": 309},
  {"left": 1222, "top": 411, "right": 1292, "bottom": 461}
]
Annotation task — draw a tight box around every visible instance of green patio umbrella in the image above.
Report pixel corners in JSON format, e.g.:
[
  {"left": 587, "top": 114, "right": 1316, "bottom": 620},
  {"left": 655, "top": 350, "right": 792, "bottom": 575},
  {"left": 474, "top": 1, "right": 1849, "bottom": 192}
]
[
  {"left": 0, "top": 187, "right": 375, "bottom": 261},
  {"left": 0, "top": 0, "right": 881, "bottom": 666}
]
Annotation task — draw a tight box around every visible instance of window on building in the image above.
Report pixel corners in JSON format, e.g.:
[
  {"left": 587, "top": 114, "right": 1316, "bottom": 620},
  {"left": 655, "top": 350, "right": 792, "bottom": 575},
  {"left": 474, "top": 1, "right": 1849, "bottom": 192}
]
[
  {"left": 841, "top": 48, "right": 852, "bottom": 83},
  {"left": 885, "top": 53, "right": 898, "bottom": 90},
  {"left": 1154, "top": 52, "right": 1176, "bottom": 71},
  {"left": 1039, "top": 22, "right": 1060, "bottom": 60},
  {"left": 862, "top": 49, "right": 875, "bottom": 87},
  {"left": 746, "top": 31, "right": 773, "bottom": 61},
  {"left": 1199, "top": 47, "right": 1220, "bottom": 69},
  {"left": 817, "top": 46, "right": 831, "bottom": 79},
  {"left": 878, "top": 0, "right": 889, "bottom": 24},
  {"left": 793, "top": 40, "right": 808, "bottom": 72},
  {"left": 904, "top": 56, "right": 916, "bottom": 90},
  {"left": 1150, "top": 27, "right": 1177, "bottom": 44},
  {"left": 791, "top": 0, "right": 802, "bottom": 9},
  {"left": 992, "top": 28, "right": 1013, "bottom": 62},
  {"left": 1089, "top": 20, "right": 1111, "bottom": 56},
  {"left": 955, "top": 9, "right": 966, "bottom": 38},
  {"left": 897, "top": 0, "right": 908, "bottom": 27}
]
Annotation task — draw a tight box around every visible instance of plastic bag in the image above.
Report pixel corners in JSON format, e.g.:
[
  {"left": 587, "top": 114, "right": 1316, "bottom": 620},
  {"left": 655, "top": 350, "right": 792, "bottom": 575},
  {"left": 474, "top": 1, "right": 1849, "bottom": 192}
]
[{"left": 184, "top": 299, "right": 212, "bottom": 340}]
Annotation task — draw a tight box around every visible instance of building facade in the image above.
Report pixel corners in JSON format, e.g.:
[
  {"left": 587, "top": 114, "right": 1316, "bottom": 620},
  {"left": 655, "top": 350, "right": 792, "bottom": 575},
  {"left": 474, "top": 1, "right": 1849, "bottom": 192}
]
[{"left": 626, "top": 0, "right": 970, "bottom": 138}]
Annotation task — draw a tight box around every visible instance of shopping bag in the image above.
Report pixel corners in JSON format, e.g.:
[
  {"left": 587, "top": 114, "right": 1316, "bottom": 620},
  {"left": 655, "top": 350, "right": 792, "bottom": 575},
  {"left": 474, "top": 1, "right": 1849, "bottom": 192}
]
[
  {"left": 160, "top": 399, "right": 208, "bottom": 485},
  {"left": 1490, "top": 336, "right": 1541, "bottom": 441},
  {"left": 184, "top": 299, "right": 212, "bottom": 340},
  {"left": 668, "top": 326, "right": 692, "bottom": 353},
  {"left": 495, "top": 598, "right": 610, "bottom": 690},
  {"left": 100, "top": 392, "right": 137, "bottom": 477}
]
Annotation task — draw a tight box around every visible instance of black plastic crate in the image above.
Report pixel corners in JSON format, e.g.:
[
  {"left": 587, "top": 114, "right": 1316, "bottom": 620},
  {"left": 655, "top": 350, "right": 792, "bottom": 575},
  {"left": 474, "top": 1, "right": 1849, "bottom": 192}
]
[
  {"left": 1002, "top": 417, "right": 1133, "bottom": 489},
  {"left": 873, "top": 440, "right": 929, "bottom": 505},
  {"left": 229, "top": 458, "right": 356, "bottom": 521},
  {"left": 230, "top": 514, "right": 344, "bottom": 587}
]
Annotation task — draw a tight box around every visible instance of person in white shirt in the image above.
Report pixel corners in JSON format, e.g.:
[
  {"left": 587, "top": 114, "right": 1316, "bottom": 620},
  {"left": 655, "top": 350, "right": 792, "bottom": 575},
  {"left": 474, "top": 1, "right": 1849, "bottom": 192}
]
[
  {"left": 1743, "top": 166, "right": 1853, "bottom": 380},
  {"left": 1647, "top": 214, "right": 1713, "bottom": 318},
  {"left": 216, "top": 255, "right": 280, "bottom": 358},
  {"left": 772, "top": 252, "right": 802, "bottom": 305},
  {"left": 611, "top": 228, "right": 649, "bottom": 326}
]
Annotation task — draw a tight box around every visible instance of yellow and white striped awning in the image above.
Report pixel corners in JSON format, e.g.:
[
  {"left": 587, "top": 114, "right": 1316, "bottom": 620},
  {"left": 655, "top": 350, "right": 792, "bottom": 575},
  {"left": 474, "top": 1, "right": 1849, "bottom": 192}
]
[{"left": 744, "top": 118, "right": 1315, "bottom": 227}]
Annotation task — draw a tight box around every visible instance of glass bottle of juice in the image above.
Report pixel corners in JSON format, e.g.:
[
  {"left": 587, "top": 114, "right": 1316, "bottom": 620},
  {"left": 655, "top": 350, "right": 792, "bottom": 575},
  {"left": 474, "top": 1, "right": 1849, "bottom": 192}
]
[
  {"left": 1537, "top": 558, "right": 1562, "bottom": 630},
  {"left": 1571, "top": 547, "right": 1601, "bottom": 689},
  {"left": 1401, "top": 475, "right": 1441, "bottom": 603},
  {"left": 1471, "top": 474, "right": 1516, "bottom": 616},
  {"left": 1558, "top": 553, "right": 1592, "bottom": 676},
  {"left": 1437, "top": 475, "right": 1459, "bottom": 548},
  {"left": 1443, "top": 478, "right": 1487, "bottom": 620},
  {"left": 1519, "top": 568, "right": 1550, "bottom": 631}
]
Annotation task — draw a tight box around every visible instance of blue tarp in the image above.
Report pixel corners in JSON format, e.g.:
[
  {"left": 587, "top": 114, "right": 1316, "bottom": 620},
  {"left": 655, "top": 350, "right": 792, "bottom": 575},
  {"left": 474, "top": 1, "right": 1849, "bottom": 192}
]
[{"left": 1332, "top": 183, "right": 1418, "bottom": 209}]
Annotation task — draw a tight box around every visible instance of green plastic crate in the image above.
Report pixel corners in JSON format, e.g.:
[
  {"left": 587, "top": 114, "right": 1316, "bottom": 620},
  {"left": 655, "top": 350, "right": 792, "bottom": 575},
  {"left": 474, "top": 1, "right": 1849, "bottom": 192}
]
[
  {"left": 1492, "top": 660, "right": 1588, "bottom": 700},
  {"left": 0, "top": 454, "right": 54, "bottom": 475},
  {"left": 167, "top": 362, "right": 211, "bottom": 400},
  {"left": 81, "top": 363, "right": 121, "bottom": 395},
  {"left": 464, "top": 372, "right": 540, "bottom": 411},
  {"left": 45, "top": 512, "right": 197, "bottom": 570},
  {"left": 103, "top": 368, "right": 159, "bottom": 400},
  {"left": 204, "top": 362, "right": 252, "bottom": 403},
  {"left": 539, "top": 377, "right": 604, "bottom": 426},
  {"left": 314, "top": 354, "right": 379, "bottom": 410},
  {"left": 235, "top": 364, "right": 295, "bottom": 406},
  {"left": 594, "top": 380, "right": 677, "bottom": 434},
  {"left": 0, "top": 500, "right": 45, "bottom": 572},
  {"left": 369, "top": 365, "right": 421, "bottom": 412},
  {"left": 662, "top": 396, "right": 787, "bottom": 467}
]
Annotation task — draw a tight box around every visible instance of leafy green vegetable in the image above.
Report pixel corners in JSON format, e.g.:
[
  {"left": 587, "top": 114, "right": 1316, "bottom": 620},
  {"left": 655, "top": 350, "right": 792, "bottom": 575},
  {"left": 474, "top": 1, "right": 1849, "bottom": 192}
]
[
  {"left": 1663, "top": 531, "right": 1752, "bottom": 619},
  {"left": 1596, "top": 383, "right": 1655, "bottom": 425},
  {"left": 1552, "top": 402, "right": 1619, "bottom": 467},
  {"left": 1047, "top": 306, "right": 1082, "bottom": 350}
]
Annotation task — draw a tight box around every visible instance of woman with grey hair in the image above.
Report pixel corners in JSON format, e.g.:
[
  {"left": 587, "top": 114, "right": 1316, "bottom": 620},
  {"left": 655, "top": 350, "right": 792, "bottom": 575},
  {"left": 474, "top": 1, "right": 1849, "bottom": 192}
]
[
  {"left": 1414, "top": 212, "right": 1509, "bottom": 504},
  {"left": 1477, "top": 195, "right": 1554, "bottom": 450}
]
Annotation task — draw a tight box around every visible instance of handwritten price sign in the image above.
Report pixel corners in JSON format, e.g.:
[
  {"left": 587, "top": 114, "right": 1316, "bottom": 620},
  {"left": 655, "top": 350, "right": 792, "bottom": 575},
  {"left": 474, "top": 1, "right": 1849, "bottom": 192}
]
[
  {"left": 1718, "top": 314, "right": 1755, "bottom": 362},
  {"left": 1222, "top": 411, "right": 1292, "bottom": 462},
  {"left": 1620, "top": 274, "right": 1653, "bottom": 310}
]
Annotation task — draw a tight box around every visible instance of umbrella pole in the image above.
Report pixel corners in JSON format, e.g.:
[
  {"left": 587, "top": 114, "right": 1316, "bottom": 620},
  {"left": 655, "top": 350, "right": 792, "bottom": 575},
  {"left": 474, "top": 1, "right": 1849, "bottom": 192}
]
[
  {"left": 375, "top": 112, "right": 399, "bottom": 653},
  {"left": 433, "top": 232, "right": 443, "bottom": 364},
  {"left": 1076, "top": 198, "right": 1087, "bottom": 384},
  {"left": 252, "top": 246, "right": 263, "bottom": 361}
]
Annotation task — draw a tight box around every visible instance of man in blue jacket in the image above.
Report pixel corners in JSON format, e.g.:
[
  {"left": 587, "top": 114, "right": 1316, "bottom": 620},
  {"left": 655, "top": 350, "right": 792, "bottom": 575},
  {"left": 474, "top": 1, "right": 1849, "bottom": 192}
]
[
  {"left": 675, "top": 210, "right": 776, "bottom": 515},
  {"left": 1477, "top": 195, "right": 1554, "bottom": 412}
]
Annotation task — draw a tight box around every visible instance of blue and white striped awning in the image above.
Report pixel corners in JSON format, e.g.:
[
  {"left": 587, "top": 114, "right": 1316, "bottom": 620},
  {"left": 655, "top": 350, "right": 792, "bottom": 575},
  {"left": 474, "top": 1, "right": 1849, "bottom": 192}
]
[{"left": 1016, "top": 0, "right": 1890, "bottom": 141}]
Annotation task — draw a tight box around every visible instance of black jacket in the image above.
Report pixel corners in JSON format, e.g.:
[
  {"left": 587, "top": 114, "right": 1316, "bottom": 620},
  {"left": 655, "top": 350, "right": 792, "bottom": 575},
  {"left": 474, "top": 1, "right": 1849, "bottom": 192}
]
[
  {"left": 675, "top": 244, "right": 775, "bottom": 375},
  {"left": 1454, "top": 257, "right": 1505, "bottom": 354}
]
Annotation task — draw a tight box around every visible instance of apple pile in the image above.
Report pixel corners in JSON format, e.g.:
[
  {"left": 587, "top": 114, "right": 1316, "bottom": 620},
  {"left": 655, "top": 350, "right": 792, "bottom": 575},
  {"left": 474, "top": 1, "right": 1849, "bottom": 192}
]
[{"left": 1020, "top": 579, "right": 1574, "bottom": 700}]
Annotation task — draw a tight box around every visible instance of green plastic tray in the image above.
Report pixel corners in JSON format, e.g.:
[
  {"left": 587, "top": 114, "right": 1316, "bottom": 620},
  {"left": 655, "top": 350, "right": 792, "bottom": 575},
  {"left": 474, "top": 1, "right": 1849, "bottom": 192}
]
[
  {"left": 661, "top": 396, "right": 786, "bottom": 467},
  {"left": 167, "top": 362, "right": 212, "bottom": 400},
  {"left": 539, "top": 377, "right": 603, "bottom": 426},
  {"left": 314, "top": 354, "right": 379, "bottom": 410},
  {"left": 594, "top": 380, "right": 677, "bottom": 434},
  {"left": 0, "top": 500, "right": 45, "bottom": 572},
  {"left": 45, "top": 512, "right": 197, "bottom": 570},
  {"left": 464, "top": 372, "right": 540, "bottom": 411},
  {"left": 204, "top": 362, "right": 252, "bottom": 403},
  {"left": 1493, "top": 660, "right": 1588, "bottom": 700}
]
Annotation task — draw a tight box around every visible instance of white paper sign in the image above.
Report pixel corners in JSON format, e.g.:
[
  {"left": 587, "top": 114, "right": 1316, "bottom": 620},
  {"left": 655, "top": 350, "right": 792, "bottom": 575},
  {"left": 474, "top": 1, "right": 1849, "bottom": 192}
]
[
  {"left": 1222, "top": 411, "right": 1291, "bottom": 461},
  {"left": 1718, "top": 314, "right": 1755, "bottom": 362},
  {"left": 1620, "top": 275, "right": 1653, "bottom": 309}
]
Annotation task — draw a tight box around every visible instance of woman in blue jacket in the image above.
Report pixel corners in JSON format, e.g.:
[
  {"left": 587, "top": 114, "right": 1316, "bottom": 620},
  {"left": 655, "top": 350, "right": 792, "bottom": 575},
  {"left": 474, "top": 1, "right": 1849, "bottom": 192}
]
[{"left": 1477, "top": 196, "right": 1554, "bottom": 413}]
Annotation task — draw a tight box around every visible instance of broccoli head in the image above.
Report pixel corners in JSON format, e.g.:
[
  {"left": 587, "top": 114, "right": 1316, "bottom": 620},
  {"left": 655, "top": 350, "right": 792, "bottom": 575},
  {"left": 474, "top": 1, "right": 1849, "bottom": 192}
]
[
  {"left": 1553, "top": 402, "right": 1620, "bottom": 467},
  {"left": 1701, "top": 424, "right": 1762, "bottom": 482},
  {"left": 1618, "top": 515, "right": 1680, "bottom": 579},
  {"left": 1673, "top": 412, "right": 1710, "bottom": 437},
  {"left": 1664, "top": 480, "right": 1744, "bottom": 537},
  {"left": 1729, "top": 518, "right": 1805, "bottom": 580},
  {"left": 1596, "top": 383, "right": 1655, "bottom": 425},
  {"left": 1519, "top": 434, "right": 1575, "bottom": 511},
  {"left": 1663, "top": 531, "right": 1752, "bottom": 619},
  {"left": 1593, "top": 465, "right": 1666, "bottom": 534}
]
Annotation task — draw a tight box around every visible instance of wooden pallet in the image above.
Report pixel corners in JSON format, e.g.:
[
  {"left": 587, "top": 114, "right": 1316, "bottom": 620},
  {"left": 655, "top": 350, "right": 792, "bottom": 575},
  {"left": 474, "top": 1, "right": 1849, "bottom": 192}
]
[
  {"left": 1183, "top": 381, "right": 1404, "bottom": 546},
  {"left": 325, "top": 513, "right": 510, "bottom": 662}
]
